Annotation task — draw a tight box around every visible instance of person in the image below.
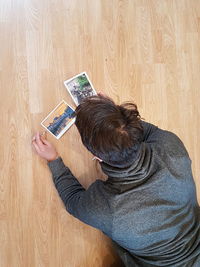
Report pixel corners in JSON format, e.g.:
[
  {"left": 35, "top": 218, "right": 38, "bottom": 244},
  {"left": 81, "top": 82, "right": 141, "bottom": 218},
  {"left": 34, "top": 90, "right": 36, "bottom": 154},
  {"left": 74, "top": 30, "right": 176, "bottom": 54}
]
[{"left": 32, "top": 94, "right": 200, "bottom": 267}]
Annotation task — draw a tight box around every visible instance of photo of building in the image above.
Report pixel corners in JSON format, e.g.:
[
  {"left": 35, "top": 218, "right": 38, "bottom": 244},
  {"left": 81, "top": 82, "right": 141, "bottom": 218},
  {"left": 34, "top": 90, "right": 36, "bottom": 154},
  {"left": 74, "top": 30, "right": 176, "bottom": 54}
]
[
  {"left": 65, "top": 72, "right": 96, "bottom": 105},
  {"left": 41, "top": 101, "right": 76, "bottom": 139}
]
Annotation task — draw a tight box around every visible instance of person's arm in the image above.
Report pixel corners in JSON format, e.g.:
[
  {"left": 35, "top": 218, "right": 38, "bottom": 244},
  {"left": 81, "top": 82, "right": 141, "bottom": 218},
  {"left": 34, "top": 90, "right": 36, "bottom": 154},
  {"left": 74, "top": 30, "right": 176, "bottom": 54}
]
[
  {"left": 47, "top": 157, "right": 86, "bottom": 211},
  {"left": 47, "top": 157, "right": 111, "bottom": 233},
  {"left": 31, "top": 132, "right": 111, "bottom": 232}
]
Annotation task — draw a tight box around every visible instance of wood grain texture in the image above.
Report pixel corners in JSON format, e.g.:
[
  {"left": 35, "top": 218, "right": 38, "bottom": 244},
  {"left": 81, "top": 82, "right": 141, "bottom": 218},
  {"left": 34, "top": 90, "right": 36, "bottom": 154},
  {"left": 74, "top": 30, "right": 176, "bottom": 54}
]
[{"left": 0, "top": 0, "right": 199, "bottom": 266}]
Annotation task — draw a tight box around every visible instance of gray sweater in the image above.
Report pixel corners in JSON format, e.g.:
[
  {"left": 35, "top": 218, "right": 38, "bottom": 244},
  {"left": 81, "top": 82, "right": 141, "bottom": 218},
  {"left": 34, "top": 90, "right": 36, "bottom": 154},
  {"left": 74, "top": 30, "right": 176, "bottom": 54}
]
[{"left": 48, "top": 121, "right": 200, "bottom": 266}]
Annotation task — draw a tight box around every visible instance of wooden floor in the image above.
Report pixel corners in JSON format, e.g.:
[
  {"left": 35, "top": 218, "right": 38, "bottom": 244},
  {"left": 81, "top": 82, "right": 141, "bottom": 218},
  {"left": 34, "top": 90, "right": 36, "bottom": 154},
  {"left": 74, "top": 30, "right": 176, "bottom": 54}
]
[{"left": 0, "top": 0, "right": 200, "bottom": 266}]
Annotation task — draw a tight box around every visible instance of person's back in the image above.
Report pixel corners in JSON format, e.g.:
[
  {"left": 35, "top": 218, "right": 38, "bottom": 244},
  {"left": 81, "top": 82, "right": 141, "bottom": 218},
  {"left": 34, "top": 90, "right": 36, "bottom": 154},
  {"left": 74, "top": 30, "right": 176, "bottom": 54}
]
[
  {"left": 32, "top": 94, "right": 200, "bottom": 267},
  {"left": 99, "top": 122, "right": 200, "bottom": 266}
]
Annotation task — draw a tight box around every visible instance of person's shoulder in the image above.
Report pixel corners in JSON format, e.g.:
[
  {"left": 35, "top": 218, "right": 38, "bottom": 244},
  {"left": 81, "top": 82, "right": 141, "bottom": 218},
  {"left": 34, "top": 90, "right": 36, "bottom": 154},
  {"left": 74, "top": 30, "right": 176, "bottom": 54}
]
[
  {"left": 156, "top": 128, "right": 184, "bottom": 145},
  {"left": 140, "top": 120, "right": 159, "bottom": 141},
  {"left": 153, "top": 129, "right": 190, "bottom": 158},
  {"left": 141, "top": 121, "right": 182, "bottom": 145},
  {"left": 86, "top": 179, "right": 108, "bottom": 196}
]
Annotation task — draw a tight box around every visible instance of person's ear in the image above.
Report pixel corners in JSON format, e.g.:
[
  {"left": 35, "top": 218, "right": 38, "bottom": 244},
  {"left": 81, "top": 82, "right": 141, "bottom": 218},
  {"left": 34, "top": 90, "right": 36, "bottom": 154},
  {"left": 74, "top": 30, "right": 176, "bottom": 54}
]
[{"left": 92, "top": 156, "right": 103, "bottom": 162}]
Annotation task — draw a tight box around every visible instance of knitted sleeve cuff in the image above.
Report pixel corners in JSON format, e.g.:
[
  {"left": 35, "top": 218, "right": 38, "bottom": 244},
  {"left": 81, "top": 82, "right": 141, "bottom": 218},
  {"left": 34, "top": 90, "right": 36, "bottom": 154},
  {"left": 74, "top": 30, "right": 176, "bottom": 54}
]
[{"left": 47, "top": 157, "right": 68, "bottom": 178}]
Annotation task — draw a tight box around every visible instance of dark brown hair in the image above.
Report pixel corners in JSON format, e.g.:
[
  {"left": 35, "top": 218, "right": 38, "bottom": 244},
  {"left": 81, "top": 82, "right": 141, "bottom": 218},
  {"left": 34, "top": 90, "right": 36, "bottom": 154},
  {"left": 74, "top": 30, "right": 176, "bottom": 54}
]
[{"left": 75, "top": 94, "right": 143, "bottom": 166}]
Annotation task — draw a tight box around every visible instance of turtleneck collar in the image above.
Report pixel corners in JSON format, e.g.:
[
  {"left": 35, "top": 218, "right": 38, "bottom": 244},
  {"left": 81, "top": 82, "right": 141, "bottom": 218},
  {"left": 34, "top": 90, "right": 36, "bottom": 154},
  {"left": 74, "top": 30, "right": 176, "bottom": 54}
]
[{"left": 100, "top": 142, "right": 157, "bottom": 185}]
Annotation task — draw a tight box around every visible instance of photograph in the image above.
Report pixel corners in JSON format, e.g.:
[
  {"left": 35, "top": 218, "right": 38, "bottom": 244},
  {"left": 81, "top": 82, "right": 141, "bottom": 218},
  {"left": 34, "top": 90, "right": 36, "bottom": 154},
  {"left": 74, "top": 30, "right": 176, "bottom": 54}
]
[
  {"left": 41, "top": 100, "right": 76, "bottom": 139},
  {"left": 64, "top": 72, "right": 97, "bottom": 106}
]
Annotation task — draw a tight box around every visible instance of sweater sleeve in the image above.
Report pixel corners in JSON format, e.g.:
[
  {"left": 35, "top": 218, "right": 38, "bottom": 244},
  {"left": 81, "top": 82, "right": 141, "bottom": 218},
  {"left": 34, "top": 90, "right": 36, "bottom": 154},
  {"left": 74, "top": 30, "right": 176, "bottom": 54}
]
[{"left": 47, "top": 157, "right": 111, "bottom": 233}]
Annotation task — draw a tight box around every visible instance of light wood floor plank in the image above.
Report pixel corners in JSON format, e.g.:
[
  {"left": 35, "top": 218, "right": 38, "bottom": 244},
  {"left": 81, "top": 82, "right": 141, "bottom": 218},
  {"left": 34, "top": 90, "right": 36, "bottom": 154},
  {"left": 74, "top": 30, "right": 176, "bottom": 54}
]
[{"left": 0, "top": 0, "right": 199, "bottom": 266}]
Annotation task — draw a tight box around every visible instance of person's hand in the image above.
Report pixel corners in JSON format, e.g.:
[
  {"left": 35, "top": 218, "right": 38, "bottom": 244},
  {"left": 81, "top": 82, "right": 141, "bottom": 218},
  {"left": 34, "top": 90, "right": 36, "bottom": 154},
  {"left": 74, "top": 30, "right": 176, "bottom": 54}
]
[{"left": 32, "top": 132, "right": 59, "bottom": 162}]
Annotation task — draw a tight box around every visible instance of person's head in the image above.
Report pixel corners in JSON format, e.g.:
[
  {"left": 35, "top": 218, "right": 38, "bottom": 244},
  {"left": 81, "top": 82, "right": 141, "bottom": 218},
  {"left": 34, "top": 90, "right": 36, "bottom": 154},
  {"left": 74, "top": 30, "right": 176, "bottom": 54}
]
[{"left": 75, "top": 94, "right": 144, "bottom": 166}]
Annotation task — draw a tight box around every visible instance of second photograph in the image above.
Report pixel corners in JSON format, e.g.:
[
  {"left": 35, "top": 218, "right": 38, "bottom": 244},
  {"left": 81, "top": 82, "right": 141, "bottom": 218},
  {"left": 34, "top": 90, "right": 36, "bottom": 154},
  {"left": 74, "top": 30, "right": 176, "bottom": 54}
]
[{"left": 64, "top": 72, "right": 97, "bottom": 106}]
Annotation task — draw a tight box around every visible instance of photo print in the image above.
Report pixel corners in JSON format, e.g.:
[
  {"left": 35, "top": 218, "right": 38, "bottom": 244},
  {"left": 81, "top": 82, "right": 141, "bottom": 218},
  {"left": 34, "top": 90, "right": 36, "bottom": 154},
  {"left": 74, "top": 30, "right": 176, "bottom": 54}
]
[
  {"left": 64, "top": 72, "right": 97, "bottom": 106},
  {"left": 41, "top": 100, "right": 76, "bottom": 139}
]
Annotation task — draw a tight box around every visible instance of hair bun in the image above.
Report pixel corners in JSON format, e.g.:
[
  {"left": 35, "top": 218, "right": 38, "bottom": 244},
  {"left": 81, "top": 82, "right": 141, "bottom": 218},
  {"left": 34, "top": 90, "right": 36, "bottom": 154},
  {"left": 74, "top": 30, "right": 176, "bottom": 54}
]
[{"left": 119, "top": 103, "right": 141, "bottom": 122}]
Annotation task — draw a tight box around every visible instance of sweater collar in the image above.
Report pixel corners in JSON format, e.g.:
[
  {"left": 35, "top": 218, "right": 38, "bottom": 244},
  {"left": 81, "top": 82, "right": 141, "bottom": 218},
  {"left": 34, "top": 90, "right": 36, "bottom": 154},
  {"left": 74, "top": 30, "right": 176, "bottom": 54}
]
[{"left": 100, "top": 142, "right": 156, "bottom": 183}]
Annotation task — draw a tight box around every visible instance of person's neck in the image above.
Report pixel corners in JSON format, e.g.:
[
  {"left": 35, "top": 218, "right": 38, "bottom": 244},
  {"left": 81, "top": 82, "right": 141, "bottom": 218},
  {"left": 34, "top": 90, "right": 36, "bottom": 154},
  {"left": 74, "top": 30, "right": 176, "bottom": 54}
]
[{"left": 100, "top": 142, "right": 155, "bottom": 184}]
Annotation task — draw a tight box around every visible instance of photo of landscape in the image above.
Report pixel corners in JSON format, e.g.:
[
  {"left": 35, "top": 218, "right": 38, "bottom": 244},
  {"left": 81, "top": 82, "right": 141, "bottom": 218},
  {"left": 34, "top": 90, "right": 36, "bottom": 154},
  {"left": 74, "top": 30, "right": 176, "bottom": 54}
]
[{"left": 41, "top": 101, "right": 76, "bottom": 139}]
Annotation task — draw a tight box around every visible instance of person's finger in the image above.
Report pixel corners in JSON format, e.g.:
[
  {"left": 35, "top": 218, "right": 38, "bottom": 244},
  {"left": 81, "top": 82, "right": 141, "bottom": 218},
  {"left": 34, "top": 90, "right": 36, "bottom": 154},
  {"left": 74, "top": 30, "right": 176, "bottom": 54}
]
[
  {"left": 32, "top": 134, "right": 37, "bottom": 142},
  {"left": 32, "top": 131, "right": 45, "bottom": 143},
  {"left": 40, "top": 136, "right": 51, "bottom": 146},
  {"left": 32, "top": 140, "right": 41, "bottom": 154},
  {"left": 98, "top": 92, "right": 107, "bottom": 98},
  {"left": 40, "top": 131, "right": 47, "bottom": 138},
  {"left": 35, "top": 132, "right": 44, "bottom": 148},
  {"left": 40, "top": 135, "right": 47, "bottom": 145},
  {"left": 40, "top": 132, "right": 50, "bottom": 145}
]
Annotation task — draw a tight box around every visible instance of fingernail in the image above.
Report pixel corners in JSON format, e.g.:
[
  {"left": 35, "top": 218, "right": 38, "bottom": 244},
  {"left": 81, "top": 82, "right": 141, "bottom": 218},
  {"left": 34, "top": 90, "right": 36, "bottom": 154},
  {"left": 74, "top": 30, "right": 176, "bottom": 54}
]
[{"left": 40, "top": 131, "right": 46, "bottom": 136}]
